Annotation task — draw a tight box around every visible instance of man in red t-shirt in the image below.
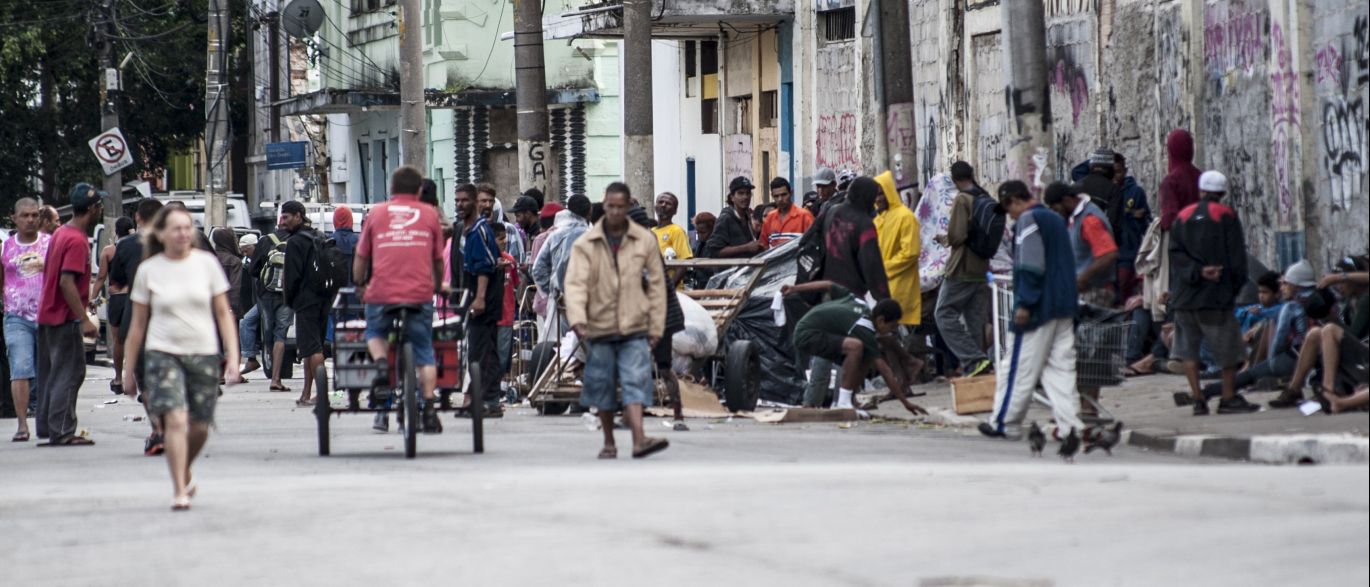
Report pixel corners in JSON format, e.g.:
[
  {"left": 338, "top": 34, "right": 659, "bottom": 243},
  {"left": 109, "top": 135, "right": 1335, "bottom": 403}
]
[
  {"left": 760, "top": 177, "right": 814, "bottom": 249},
  {"left": 353, "top": 166, "right": 446, "bottom": 432},
  {"left": 36, "top": 183, "right": 103, "bottom": 445}
]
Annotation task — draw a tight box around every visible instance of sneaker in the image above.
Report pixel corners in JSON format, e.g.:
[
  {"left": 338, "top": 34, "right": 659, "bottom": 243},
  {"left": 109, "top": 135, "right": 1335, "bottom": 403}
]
[
  {"left": 1192, "top": 401, "right": 1210, "bottom": 416},
  {"left": 977, "top": 422, "right": 1006, "bottom": 438},
  {"left": 1217, "top": 395, "right": 1261, "bottom": 414},
  {"left": 144, "top": 433, "right": 165, "bottom": 456},
  {"left": 965, "top": 359, "right": 993, "bottom": 378},
  {"left": 1268, "top": 389, "right": 1304, "bottom": 409},
  {"left": 1172, "top": 392, "right": 1195, "bottom": 407},
  {"left": 372, "top": 412, "right": 389, "bottom": 433},
  {"left": 422, "top": 406, "right": 443, "bottom": 434}
]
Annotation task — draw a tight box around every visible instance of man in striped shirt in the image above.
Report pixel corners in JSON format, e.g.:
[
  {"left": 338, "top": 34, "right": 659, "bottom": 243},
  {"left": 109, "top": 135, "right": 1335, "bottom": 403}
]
[{"left": 760, "top": 177, "right": 814, "bottom": 249}]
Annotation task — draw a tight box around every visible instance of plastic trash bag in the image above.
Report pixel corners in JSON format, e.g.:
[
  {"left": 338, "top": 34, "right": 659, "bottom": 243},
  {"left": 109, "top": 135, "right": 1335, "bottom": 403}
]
[{"left": 673, "top": 292, "right": 718, "bottom": 359}]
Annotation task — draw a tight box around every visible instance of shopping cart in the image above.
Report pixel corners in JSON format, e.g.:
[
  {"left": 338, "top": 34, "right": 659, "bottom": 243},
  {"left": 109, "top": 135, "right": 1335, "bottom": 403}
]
[{"left": 989, "top": 275, "right": 1123, "bottom": 423}]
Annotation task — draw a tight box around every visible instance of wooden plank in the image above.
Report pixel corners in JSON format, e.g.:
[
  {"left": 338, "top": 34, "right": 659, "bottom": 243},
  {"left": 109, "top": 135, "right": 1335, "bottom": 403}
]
[
  {"left": 696, "top": 299, "right": 741, "bottom": 308},
  {"left": 683, "top": 288, "right": 747, "bottom": 299}
]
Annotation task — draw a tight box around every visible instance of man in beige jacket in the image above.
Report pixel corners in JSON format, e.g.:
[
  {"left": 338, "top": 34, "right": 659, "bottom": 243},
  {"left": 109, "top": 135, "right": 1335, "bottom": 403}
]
[{"left": 564, "top": 182, "right": 670, "bottom": 459}]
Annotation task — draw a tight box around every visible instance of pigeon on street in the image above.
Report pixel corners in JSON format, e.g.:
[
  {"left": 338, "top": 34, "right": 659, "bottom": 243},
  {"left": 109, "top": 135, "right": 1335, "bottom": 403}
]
[
  {"left": 1027, "top": 422, "right": 1046, "bottom": 457},
  {"left": 1085, "top": 422, "right": 1124, "bottom": 456},
  {"left": 1058, "top": 427, "right": 1080, "bottom": 464}
]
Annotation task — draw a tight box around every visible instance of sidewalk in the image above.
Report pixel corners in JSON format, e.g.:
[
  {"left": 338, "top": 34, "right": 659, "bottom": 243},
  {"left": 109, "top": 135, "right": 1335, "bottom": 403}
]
[{"left": 869, "top": 372, "right": 1369, "bottom": 465}]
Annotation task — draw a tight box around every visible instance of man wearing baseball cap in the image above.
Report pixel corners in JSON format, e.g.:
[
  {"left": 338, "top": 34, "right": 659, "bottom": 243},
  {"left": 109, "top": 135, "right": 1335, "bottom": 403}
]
[
  {"left": 511, "top": 193, "right": 543, "bottom": 242},
  {"left": 1169, "top": 170, "right": 1258, "bottom": 415},
  {"left": 36, "top": 183, "right": 104, "bottom": 445},
  {"left": 704, "top": 176, "right": 762, "bottom": 259},
  {"left": 812, "top": 168, "right": 838, "bottom": 206}
]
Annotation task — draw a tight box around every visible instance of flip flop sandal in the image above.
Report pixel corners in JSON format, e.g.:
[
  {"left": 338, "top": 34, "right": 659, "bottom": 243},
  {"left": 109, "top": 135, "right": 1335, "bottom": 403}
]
[
  {"left": 270, "top": 384, "right": 292, "bottom": 392},
  {"left": 171, "top": 497, "right": 192, "bottom": 511},
  {"left": 296, "top": 399, "right": 316, "bottom": 408},
  {"left": 41, "top": 436, "right": 95, "bottom": 446},
  {"left": 12, "top": 431, "right": 30, "bottom": 442},
  {"left": 631, "top": 438, "right": 670, "bottom": 459},
  {"left": 598, "top": 447, "right": 618, "bottom": 460}
]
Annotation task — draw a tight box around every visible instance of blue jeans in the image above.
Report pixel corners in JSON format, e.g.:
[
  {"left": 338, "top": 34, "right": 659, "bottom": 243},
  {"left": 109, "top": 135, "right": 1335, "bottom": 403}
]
[
  {"left": 580, "top": 337, "right": 653, "bottom": 411},
  {"left": 364, "top": 303, "right": 436, "bottom": 366},
  {"left": 497, "top": 325, "right": 513, "bottom": 377},
  {"left": 239, "top": 304, "right": 260, "bottom": 358},
  {"left": 4, "top": 315, "right": 38, "bottom": 380}
]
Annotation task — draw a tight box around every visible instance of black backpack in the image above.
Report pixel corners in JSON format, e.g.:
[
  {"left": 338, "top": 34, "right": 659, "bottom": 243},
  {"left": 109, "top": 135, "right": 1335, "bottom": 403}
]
[
  {"left": 306, "top": 231, "right": 350, "bottom": 298},
  {"left": 966, "top": 190, "right": 1006, "bottom": 261}
]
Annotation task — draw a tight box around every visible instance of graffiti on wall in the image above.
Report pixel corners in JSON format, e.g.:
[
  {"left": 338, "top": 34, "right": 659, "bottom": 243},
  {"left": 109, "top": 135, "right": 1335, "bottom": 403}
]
[
  {"left": 1270, "top": 22, "right": 1301, "bottom": 226},
  {"left": 1319, "top": 15, "right": 1369, "bottom": 210},
  {"left": 1157, "top": 6, "right": 1190, "bottom": 133},
  {"left": 1204, "top": 3, "right": 1267, "bottom": 77},
  {"left": 816, "top": 112, "right": 861, "bottom": 172},
  {"left": 919, "top": 101, "right": 940, "bottom": 185},
  {"left": 972, "top": 32, "right": 1009, "bottom": 184},
  {"left": 1051, "top": 58, "right": 1090, "bottom": 126},
  {"left": 886, "top": 103, "right": 917, "bottom": 186}
]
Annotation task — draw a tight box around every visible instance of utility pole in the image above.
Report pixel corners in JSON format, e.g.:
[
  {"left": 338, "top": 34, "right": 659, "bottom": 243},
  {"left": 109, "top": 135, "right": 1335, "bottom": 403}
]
[
  {"left": 514, "top": 0, "right": 550, "bottom": 199},
  {"left": 398, "top": 0, "right": 427, "bottom": 170},
  {"left": 206, "top": 0, "right": 230, "bottom": 228},
  {"left": 877, "top": 0, "right": 916, "bottom": 190},
  {"left": 1000, "top": 0, "right": 1053, "bottom": 195},
  {"left": 622, "top": 0, "right": 653, "bottom": 200},
  {"left": 99, "top": 0, "right": 122, "bottom": 247}
]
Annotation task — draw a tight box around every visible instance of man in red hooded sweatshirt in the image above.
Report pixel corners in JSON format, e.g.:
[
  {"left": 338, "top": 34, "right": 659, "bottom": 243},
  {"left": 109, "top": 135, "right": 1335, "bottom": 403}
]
[{"left": 1152, "top": 130, "right": 1202, "bottom": 316}]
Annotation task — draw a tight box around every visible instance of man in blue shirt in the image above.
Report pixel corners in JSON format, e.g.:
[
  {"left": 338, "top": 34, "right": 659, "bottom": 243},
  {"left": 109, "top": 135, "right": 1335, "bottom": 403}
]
[{"left": 980, "top": 181, "right": 1085, "bottom": 441}]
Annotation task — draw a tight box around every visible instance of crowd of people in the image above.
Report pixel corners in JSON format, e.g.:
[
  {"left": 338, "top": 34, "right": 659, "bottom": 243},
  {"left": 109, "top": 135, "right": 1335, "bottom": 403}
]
[{"left": 4, "top": 126, "right": 1368, "bottom": 505}]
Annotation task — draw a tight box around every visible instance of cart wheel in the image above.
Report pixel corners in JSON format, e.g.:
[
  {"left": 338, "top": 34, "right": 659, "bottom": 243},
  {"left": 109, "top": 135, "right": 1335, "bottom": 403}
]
[
  {"left": 403, "top": 343, "right": 418, "bottom": 459},
  {"left": 530, "top": 341, "right": 569, "bottom": 415},
  {"left": 314, "top": 364, "right": 331, "bottom": 456},
  {"left": 471, "top": 362, "right": 485, "bottom": 454},
  {"left": 724, "top": 340, "right": 761, "bottom": 412}
]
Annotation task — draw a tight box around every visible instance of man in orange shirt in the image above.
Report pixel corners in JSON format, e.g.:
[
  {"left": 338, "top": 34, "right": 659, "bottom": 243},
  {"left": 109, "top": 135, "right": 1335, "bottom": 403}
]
[{"left": 760, "top": 177, "right": 814, "bottom": 249}]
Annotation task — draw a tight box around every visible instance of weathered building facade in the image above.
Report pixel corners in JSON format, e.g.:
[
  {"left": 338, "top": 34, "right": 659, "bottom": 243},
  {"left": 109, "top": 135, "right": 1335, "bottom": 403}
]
[{"left": 885, "top": 0, "right": 1368, "bottom": 270}]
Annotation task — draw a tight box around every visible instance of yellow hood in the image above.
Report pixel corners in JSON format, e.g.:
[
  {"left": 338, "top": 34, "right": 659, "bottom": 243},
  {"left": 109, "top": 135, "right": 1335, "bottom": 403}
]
[{"left": 875, "top": 171, "right": 906, "bottom": 212}]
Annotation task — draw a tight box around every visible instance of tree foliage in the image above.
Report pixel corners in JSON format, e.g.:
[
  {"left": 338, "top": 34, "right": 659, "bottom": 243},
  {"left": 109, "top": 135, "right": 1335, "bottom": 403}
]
[{"left": 0, "top": 0, "right": 242, "bottom": 215}]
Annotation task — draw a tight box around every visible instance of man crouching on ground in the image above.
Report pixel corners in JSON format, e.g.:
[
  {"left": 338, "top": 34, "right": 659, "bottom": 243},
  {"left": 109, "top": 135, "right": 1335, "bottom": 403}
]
[{"left": 564, "top": 182, "right": 670, "bottom": 459}]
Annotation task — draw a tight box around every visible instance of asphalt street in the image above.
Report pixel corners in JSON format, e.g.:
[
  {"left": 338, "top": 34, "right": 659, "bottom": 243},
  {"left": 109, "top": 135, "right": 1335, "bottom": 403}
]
[{"left": 1, "top": 366, "right": 1367, "bottom": 587}]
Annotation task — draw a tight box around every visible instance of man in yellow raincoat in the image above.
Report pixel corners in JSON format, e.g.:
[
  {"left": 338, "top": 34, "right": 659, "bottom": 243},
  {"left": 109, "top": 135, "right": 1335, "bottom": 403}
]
[{"left": 874, "top": 171, "right": 921, "bottom": 326}]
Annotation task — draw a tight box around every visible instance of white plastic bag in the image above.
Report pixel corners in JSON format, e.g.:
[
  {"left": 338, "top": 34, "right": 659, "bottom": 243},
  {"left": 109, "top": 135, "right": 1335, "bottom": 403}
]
[{"left": 673, "top": 292, "right": 718, "bottom": 359}]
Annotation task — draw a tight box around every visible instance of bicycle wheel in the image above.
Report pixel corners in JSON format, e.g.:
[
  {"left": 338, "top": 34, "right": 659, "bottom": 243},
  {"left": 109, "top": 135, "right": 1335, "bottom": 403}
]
[
  {"left": 403, "top": 343, "right": 418, "bottom": 459},
  {"left": 470, "top": 361, "right": 484, "bottom": 454}
]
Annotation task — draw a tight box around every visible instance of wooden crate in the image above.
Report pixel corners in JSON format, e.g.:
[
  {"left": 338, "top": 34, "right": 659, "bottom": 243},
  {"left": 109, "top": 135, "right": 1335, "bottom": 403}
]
[{"left": 950, "top": 375, "right": 996, "bottom": 415}]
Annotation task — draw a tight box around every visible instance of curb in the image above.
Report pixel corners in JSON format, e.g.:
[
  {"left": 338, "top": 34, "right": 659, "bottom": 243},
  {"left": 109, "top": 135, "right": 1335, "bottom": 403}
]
[{"left": 1125, "top": 429, "right": 1370, "bottom": 464}]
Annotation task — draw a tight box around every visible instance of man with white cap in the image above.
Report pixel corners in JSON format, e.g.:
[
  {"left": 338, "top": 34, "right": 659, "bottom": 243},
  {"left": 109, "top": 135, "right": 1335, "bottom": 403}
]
[
  {"left": 1168, "top": 170, "right": 1259, "bottom": 415},
  {"left": 812, "top": 168, "right": 838, "bottom": 207}
]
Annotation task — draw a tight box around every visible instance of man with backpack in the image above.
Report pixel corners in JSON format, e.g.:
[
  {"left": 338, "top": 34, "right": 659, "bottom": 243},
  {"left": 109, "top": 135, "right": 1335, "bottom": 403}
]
[
  {"left": 280, "top": 200, "right": 349, "bottom": 408},
  {"left": 934, "top": 161, "right": 1004, "bottom": 377},
  {"left": 253, "top": 215, "right": 296, "bottom": 394}
]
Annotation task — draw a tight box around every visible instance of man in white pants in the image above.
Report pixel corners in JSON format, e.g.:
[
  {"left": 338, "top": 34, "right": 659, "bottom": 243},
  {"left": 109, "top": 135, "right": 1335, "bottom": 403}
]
[{"left": 980, "top": 181, "right": 1085, "bottom": 440}]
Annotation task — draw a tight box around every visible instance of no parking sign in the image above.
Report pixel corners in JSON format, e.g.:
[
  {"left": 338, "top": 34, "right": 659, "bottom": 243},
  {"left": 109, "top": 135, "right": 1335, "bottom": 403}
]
[{"left": 88, "top": 128, "right": 134, "bottom": 176}]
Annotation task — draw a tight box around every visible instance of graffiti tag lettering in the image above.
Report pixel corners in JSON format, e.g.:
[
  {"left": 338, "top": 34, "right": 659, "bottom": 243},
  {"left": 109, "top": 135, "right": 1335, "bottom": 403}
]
[
  {"left": 816, "top": 112, "right": 861, "bottom": 173},
  {"left": 1323, "top": 97, "right": 1366, "bottom": 210},
  {"left": 1203, "top": 4, "right": 1266, "bottom": 76},
  {"left": 1270, "top": 23, "right": 1300, "bottom": 226}
]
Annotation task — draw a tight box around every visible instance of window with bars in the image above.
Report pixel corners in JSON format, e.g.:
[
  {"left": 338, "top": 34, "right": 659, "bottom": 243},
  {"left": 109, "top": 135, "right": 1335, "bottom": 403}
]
[
  {"left": 351, "top": 0, "right": 395, "bottom": 15},
  {"left": 820, "top": 8, "right": 856, "bottom": 43}
]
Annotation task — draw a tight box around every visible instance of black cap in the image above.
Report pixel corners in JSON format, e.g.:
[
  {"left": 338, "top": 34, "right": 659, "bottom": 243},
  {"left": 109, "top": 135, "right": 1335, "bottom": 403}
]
[
  {"left": 280, "top": 200, "right": 306, "bottom": 216},
  {"left": 628, "top": 205, "right": 652, "bottom": 228},
  {"left": 729, "top": 176, "right": 755, "bottom": 194},
  {"left": 510, "top": 195, "right": 540, "bottom": 215}
]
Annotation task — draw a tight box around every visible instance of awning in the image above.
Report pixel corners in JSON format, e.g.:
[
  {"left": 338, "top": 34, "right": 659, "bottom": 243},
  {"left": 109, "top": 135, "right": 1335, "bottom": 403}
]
[
  {"left": 546, "top": 0, "right": 794, "bottom": 40},
  {"left": 277, "top": 88, "right": 601, "bottom": 116}
]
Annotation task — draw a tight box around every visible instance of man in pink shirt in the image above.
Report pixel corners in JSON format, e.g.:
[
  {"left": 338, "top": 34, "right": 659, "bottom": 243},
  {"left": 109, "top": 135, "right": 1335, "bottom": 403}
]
[{"left": 353, "top": 166, "right": 447, "bottom": 433}]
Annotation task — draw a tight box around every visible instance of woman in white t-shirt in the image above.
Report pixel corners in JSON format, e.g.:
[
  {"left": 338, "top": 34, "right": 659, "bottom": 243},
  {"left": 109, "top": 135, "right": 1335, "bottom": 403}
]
[{"left": 122, "top": 207, "right": 242, "bottom": 511}]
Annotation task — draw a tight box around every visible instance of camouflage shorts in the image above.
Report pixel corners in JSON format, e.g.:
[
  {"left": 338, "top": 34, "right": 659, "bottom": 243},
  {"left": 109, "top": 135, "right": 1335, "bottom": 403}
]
[{"left": 144, "top": 351, "right": 221, "bottom": 423}]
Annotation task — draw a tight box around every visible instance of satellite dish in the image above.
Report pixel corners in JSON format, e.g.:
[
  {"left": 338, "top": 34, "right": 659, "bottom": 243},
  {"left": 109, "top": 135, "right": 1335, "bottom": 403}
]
[{"left": 282, "top": 0, "right": 325, "bottom": 38}]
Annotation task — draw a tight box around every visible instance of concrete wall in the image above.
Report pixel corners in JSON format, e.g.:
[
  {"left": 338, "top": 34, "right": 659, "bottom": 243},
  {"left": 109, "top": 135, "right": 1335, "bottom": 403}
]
[{"left": 907, "top": 0, "right": 1369, "bottom": 270}]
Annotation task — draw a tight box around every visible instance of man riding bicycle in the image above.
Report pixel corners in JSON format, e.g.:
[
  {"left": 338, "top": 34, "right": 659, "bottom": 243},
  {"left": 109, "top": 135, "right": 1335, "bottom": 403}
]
[{"left": 353, "top": 166, "right": 448, "bottom": 433}]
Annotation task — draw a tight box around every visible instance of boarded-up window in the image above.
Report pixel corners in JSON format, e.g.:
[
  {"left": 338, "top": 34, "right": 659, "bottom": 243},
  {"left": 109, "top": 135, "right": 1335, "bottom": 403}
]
[
  {"left": 702, "top": 99, "right": 718, "bottom": 135},
  {"left": 760, "top": 90, "right": 778, "bottom": 128}
]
